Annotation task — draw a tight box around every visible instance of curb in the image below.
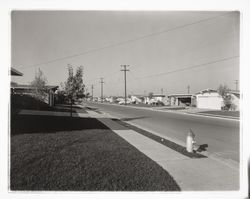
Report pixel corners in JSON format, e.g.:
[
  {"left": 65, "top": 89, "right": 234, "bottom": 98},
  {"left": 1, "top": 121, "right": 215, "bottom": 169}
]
[{"left": 185, "top": 112, "right": 240, "bottom": 120}]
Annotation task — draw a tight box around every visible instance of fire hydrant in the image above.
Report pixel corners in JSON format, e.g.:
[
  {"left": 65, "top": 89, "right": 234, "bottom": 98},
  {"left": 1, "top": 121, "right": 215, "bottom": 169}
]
[{"left": 186, "top": 128, "right": 196, "bottom": 153}]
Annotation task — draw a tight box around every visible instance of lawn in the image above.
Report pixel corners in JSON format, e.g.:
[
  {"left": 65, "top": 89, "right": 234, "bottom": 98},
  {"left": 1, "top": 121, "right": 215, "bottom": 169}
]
[
  {"left": 11, "top": 114, "right": 180, "bottom": 191},
  {"left": 10, "top": 94, "right": 90, "bottom": 117},
  {"left": 11, "top": 94, "right": 55, "bottom": 112}
]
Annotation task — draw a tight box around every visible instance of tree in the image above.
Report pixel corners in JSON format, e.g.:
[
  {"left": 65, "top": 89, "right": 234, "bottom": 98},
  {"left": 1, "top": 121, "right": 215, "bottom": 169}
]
[
  {"left": 218, "top": 84, "right": 232, "bottom": 111},
  {"left": 148, "top": 92, "right": 154, "bottom": 99},
  {"left": 31, "top": 68, "right": 47, "bottom": 101},
  {"left": 218, "top": 84, "right": 230, "bottom": 99},
  {"left": 64, "top": 65, "right": 85, "bottom": 116}
]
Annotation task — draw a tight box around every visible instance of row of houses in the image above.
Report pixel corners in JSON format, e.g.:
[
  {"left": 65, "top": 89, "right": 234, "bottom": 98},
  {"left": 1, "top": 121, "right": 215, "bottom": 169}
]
[
  {"left": 101, "top": 88, "right": 240, "bottom": 111},
  {"left": 11, "top": 67, "right": 240, "bottom": 111}
]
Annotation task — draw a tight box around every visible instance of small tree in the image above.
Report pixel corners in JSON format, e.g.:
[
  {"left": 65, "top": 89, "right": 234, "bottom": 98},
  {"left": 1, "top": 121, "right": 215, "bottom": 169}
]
[
  {"left": 148, "top": 92, "right": 154, "bottom": 99},
  {"left": 64, "top": 65, "right": 85, "bottom": 116},
  {"left": 31, "top": 68, "right": 47, "bottom": 101},
  {"left": 218, "top": 84, "right": 232, "bottom": 111},
  {"left": 218, "top": 84, "right": 229, "bottom": 99}
]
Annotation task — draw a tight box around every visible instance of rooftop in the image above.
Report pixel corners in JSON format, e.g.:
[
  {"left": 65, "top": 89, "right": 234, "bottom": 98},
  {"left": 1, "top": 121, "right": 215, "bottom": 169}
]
[
  {"left": 11, "top": 84, "right": 58, "bottom": 90},
  {"left": 11, "top": 67, "right": 23, "bottom": 76},
  {"left": 168, "top": 94, "right": 193, "bottom": 97}
]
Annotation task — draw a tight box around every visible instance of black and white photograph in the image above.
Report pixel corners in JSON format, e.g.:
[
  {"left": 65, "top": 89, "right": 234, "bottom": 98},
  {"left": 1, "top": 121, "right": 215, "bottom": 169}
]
[{"left": 1, "top": 0, "right": 250, "bottom": 199}]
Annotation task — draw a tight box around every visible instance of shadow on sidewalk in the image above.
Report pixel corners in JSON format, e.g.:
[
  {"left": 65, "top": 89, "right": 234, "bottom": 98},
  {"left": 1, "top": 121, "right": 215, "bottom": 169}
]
[
  {"left": 11, "top": 114, "right": 110, "bottom": 135},
  {"left": 120, "top": 116, "right": 150, "bottom": 122}
]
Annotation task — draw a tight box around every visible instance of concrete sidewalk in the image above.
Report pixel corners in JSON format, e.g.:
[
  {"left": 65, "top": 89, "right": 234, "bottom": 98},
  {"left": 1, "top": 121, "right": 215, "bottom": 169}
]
[
  {"left": 98, "top": 118, "right": 239, "bottom": 191},
  {"left": 18, "top": 109, "right": 111, "bottom": 118}
]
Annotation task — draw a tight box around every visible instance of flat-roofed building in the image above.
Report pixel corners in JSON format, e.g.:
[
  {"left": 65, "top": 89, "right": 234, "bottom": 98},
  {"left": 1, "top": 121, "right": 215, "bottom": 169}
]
[
  {"left": 195, "top": 89, "right": 223, "bottom": 110},
  {"left": 168, "top": 94, "right": 193, "bottom": 106}
]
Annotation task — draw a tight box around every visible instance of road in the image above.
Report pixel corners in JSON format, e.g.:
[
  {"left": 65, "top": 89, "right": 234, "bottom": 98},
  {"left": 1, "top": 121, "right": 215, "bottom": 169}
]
[{"left": 85, "top": 102, "right": 240, "bottom": 162}]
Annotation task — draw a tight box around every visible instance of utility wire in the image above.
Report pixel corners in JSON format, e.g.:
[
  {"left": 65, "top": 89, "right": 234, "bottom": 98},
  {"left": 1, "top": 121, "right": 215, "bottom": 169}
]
[
  {"left": 20, "top": 12, "right": 232, "bottom": 69},
  {"left": 84, "top": 55, "right": 238, "bottom": 87},
  {"left": 87, "top": 70, "right": 120, "bottom": 85},
  {"left": 131, "top": 55, "right": 239, "bottom": 80}
]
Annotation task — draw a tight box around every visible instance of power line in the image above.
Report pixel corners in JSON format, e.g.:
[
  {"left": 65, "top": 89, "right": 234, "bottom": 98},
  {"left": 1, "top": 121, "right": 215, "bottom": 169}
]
[
  {"left": 86, "top": 70, "right": 120, "bottom": 86},
  {"left": 133, "top": 55, "right": 239, "bottom": 80},
  {"left": 20, "top": 12, "right": 232, "bottom": 69}
]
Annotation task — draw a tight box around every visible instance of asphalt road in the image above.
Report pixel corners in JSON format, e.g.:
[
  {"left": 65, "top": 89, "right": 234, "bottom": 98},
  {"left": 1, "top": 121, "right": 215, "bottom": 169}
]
[{"left": 85, "top": 102, "right": 240, "bottom": 162}]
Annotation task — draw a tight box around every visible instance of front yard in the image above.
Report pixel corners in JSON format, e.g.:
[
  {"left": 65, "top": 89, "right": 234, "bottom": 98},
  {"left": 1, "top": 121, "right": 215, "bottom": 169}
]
[{"left": 11, "top": 114, "right": 180, "bottom": 191}]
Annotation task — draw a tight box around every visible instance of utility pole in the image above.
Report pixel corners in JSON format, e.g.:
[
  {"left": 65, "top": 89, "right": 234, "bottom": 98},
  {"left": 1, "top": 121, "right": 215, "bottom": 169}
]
[
  {"left": 91, "top": 85, "right": 94, "bottom": 101},
  {"left": 161, "top": 88, "right": 163, "bottom": 95},
  {"left": 187, "top": 85, "right": 190, "bottom": 94},
  {"left": 121, "top": 65, "right": 130, "bottom": 105},
  {"left": 100, "top": 78, "right": 104, "bottom": 103},
  {"left": 235, "top": 80, "right": 238, "bottom": 91}
]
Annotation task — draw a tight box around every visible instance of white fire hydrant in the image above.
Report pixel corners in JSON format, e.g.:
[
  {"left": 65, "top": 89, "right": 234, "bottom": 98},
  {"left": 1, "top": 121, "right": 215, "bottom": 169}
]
[{"left": 186, "top": 128, "right": 196, "bottom": 153}]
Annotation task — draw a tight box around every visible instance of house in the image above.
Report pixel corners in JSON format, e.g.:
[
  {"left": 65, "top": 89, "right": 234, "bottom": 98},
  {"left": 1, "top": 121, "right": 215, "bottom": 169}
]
[
  {"left": 11, "top": 67, "right": 23, "bottom": 76},
  {"left": 143, "top": 94, "right": 166, "bottom": 105},
  {"left": 194, "top": 89, "right": 240, "bottom": 110},
  {"left": 195, "top": 89, "right": 223, "bottom": 110},
  {"left": 105, "top": 96, "right": 116, "bottom": 103},
  {"left": 11, "top": 84, "right": 58, "bottom": 106},
  {"left": 10, "top": 67, "right": 23, "bottom": 91},
  {"left": 130, "top": 95, "right": 144, "bottom": 104},
  {"left": 152, "top": 94, "right": 165, "bottom": 102},
  {"left": 168, "top": 94, "right": 193, "bottom": 106}
]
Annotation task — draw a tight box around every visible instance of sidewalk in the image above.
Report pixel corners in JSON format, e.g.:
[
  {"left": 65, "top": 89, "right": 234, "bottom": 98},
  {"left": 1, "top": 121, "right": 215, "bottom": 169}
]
[
  {"left": 99, "top": 118, "right": 239, "bottom": 191},
  {"left": 18, "top": 107, "right": 111, "bottom": 118},
  {"left": 18, "top": 106, "right": 239, "bottom": 191}
]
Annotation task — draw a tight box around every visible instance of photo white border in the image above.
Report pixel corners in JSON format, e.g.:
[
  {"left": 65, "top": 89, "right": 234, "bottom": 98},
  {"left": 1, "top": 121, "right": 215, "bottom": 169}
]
[{"left": 1, "top": 0, "right": 249, "bottom": 199}]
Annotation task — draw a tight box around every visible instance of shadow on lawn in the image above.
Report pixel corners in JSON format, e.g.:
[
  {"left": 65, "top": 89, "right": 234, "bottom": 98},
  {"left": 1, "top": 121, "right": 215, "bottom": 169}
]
[{"left": 11, "top": 115, "right": 110, "bottom": 135}]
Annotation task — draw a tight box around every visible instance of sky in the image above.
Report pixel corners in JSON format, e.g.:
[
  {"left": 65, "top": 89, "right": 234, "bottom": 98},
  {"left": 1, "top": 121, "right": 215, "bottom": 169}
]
[{"left": 11, "top": 11, "right": 239, "bottom": 97}]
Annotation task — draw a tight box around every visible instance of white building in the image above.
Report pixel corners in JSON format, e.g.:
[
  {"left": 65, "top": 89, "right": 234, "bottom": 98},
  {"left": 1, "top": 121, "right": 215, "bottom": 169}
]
[
  {"left": 144, "top": 94, "right": 165, "bottom": 105},
  {"left": 152, "top": 94, "right": 165, "bottom": 102},
  {"left": 130, "top": 95, "right": 143, "bottom": 104},
  {"left": 195, "top": 89, "right": 223, "bottom": 110},
  {"left": 195, "top": 89, "right": 240, "bottom": 110}
]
